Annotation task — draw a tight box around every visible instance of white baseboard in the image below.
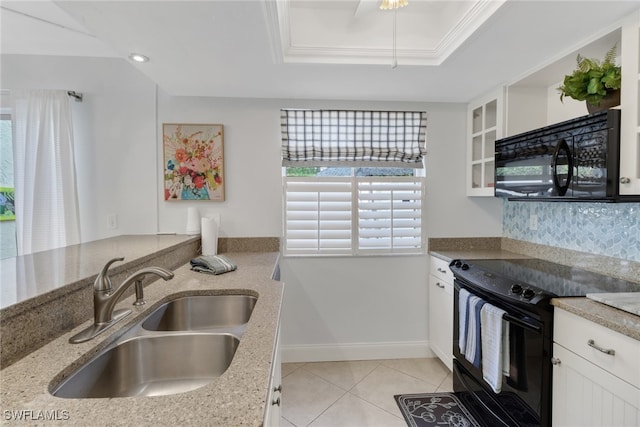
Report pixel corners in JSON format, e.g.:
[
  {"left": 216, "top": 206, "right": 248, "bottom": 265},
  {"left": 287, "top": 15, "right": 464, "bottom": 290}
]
[{"left": 281, "top": 341, "right": 434, "bottom": 363}]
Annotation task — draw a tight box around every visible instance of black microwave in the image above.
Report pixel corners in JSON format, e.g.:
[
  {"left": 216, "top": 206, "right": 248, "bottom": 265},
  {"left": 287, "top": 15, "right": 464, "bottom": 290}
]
[{"left": 494, "top": 110, "right": 635, "bottom": 201}]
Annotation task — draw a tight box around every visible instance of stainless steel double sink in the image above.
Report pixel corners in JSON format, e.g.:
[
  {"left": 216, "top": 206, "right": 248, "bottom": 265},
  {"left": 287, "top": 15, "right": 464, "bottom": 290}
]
[{"left": 50, "top": 294, "right": 257, "bottom": 399}]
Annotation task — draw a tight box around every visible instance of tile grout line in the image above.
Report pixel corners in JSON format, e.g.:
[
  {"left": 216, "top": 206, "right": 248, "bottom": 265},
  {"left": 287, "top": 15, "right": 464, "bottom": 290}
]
[
  {"left": 377, "top": 361, "right": 448, "bottom": 390},
  {"left": 285, "top": 365, "right": 349, "bottom": 427}
]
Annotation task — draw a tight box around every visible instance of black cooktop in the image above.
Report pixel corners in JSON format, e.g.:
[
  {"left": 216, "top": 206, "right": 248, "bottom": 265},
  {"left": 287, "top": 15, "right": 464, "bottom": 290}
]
[{"left": 451, "top": 258, "right": 640, "bottom": 300}]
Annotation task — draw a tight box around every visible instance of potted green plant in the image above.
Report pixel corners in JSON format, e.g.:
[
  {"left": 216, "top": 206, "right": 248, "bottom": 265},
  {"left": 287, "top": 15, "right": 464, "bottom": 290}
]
[{"left": 558, "top": 44, "right": 621, "bottom": 113}]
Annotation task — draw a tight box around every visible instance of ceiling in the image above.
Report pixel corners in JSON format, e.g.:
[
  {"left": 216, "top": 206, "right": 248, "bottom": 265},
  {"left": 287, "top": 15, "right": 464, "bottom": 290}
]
[{"left": 1, "top": 0, "right": 638, "bottom": 103}]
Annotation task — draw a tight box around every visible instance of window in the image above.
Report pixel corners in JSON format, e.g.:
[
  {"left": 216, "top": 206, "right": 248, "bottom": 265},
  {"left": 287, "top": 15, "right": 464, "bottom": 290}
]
[
  {"left": 0, "top": 113, "right": 16, "bottom": 259},
  {"left": 281, "top": 110, "right": 426, "bottom": 256}
]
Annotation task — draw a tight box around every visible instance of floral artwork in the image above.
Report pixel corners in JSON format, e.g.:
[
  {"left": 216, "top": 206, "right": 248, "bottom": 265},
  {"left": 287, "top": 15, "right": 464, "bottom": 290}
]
[{"left": 163, "top": 123, "right": 225, "bottom": 201}]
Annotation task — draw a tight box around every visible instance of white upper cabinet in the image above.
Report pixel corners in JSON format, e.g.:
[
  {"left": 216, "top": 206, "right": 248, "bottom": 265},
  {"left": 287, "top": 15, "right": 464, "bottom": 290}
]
[
  {"left": 466, "top": 88, "right": 504, "bottom": 197},
  {"left": 620, "top": 10, "right": 640, "bottom": 195}
]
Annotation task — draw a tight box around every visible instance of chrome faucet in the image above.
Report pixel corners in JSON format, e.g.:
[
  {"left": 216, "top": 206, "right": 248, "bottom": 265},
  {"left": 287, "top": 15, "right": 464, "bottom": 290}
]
[{"left": 69, "top": 257, "right": 174, "bottom": 344}]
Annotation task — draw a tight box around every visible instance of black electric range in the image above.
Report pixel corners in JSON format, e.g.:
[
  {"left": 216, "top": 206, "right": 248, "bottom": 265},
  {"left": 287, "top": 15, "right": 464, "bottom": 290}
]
[{"left": 449, "top": 257, "right": 639, "bottom": 427}]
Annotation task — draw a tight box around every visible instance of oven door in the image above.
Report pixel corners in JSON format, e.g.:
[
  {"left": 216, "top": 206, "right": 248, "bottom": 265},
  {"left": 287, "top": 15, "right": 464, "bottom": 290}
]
[{"left": 453, "top": 280, "right": 552, "bottom": 427}]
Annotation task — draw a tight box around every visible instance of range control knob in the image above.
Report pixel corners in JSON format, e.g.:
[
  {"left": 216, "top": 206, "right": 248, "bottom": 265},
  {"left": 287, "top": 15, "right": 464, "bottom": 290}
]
[
  {"left": 461, "top": 263, "right": 470, "bottom": 271},
  {"left": 454, "top": 261, "right": 463, "bottom": 268},
  {"left": 510, "top": 284, "right": 523, "bottom": 294},
  {"left": 523, "top": 288, "right": 536, "bottom": 299}
]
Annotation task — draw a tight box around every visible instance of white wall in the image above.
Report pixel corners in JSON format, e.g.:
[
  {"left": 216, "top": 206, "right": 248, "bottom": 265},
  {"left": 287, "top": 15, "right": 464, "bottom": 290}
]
[
  {"left": 546, "top": 83, "right": 589, "bottom": 123},
  {"left": 156, "top": 94, "right": 283, "bottom": 237}
]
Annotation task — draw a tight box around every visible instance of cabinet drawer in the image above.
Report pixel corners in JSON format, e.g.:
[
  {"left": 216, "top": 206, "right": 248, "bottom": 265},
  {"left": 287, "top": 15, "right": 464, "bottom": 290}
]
[
  {"left": 554, "top": 308, "right": 640, "bottom": 388},
  {"left": 430, "top": 256, "right": 453, "bottom": 283}
]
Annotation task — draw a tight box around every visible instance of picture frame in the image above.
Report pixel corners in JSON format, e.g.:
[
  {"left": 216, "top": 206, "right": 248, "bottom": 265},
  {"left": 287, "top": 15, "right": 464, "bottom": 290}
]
[{"left": 163, "top": 123, "right": 225, "bottom": 201}]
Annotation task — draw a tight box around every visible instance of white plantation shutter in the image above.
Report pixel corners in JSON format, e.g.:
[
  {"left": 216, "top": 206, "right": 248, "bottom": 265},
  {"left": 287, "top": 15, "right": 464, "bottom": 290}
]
[
  {"left": 284, "top": 179, "right": 353, "bottom": 255},
  {"left": 357, "top": 179, "right": 423, "bottom": 253},
  {"left": 284, "top": 176, "right": 424, "bottom": 256}
]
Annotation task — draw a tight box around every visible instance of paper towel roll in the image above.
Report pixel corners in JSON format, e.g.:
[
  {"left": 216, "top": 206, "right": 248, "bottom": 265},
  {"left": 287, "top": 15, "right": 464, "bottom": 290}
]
[
  {"left": 201, "top": 216, "right": 219, "bottom": 255},
  {"left": 186, "top": 207, "right": 201, "bottom": 235}
]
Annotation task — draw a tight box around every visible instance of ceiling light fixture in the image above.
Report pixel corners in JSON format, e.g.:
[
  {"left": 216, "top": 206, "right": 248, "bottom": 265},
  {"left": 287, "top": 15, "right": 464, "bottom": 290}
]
[
  {"left": 128, "top": 53, "right": 150, "bottom": 63},
  {"left": 379, "top": 0, "right": 407, "bottom": 68},
  {"left": 379, "top": 0, "right": 408, "bottom": 10}
]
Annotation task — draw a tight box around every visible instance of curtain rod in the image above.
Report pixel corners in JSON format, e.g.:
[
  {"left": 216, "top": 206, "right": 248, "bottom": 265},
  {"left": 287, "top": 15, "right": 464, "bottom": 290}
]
[
  {"left": 0, "top": 89, "right": 83, "bottom": 103},
  {"left": 67, "top": 91, "right": 83, "bottom": 102}
]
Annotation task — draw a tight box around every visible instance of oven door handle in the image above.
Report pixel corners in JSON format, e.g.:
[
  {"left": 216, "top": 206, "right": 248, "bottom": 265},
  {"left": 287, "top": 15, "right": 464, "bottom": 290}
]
[{"left": 503, "top": 313, "right": 541, "bottom": 333}]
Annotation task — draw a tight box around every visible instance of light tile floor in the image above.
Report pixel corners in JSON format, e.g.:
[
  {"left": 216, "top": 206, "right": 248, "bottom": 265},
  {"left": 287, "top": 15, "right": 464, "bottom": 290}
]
[{"left": 281, "top": 358, "right": 453, "bottom": 427}]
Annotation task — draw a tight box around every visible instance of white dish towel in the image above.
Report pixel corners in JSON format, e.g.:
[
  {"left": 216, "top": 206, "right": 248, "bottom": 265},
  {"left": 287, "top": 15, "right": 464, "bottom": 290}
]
[{"left": 480, "top": 303, "right": 510, "bottom": 393}]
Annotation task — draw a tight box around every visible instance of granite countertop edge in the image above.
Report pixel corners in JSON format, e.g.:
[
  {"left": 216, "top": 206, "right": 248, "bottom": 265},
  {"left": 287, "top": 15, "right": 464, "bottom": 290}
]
[
  {"left": 429, "top": 249, "right": 530, "bottom": 262},
  {"left": 0, "top": 251, "right": 283, "bottom": 427}
]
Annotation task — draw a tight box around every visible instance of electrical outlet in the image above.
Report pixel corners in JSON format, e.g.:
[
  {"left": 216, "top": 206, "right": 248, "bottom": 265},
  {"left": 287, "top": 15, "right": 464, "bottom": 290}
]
[
  {"left": 529, "top": 214, "right": 538, "bottom": 231},
  {"left": 107, "top": 214, "right": 118, "bottom": 230}
]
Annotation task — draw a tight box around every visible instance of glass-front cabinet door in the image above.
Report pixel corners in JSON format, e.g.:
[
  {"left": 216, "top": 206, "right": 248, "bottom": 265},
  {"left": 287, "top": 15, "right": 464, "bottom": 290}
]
[{"left": 467, "top": 89, "right": 504, "bottom": 196}]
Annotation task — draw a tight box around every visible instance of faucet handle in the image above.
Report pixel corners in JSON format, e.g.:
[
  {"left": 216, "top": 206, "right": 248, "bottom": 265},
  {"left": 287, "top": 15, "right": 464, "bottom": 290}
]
[{"left": 94, "top": 257, "right": 125, "bottom": 292}]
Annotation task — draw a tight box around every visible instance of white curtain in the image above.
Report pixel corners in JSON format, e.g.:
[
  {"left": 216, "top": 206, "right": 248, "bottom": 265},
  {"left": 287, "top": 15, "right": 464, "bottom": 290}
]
[{"left": 12, "top": 90, "right": 81, "bottom": 255}]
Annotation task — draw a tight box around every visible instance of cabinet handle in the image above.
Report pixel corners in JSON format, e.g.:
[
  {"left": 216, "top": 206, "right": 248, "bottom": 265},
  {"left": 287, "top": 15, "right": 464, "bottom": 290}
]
[
  {"left": 620, "top": 177, "right": 631, "bottom": 184},
  {"left": 272, "top": 397, "right": 281, "bottom": 406},
  {"left": 273, "top": 385, "right": 282, "bottom": 393},
  {"left": 550, "top": 357, "right": 561, "bottom": 366},
  {"left": 437, "top": 268, "right": 447, "bottom": 273},
  {"left": 435, "top": 282, "right": 445, "bottom": 289},
  {"left": 587, "top": 339, "right": 615, "bottom": 355}
]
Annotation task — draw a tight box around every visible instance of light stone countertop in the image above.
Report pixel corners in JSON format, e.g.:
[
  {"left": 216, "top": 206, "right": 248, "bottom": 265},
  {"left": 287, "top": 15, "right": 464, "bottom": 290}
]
[
  {"left": 0, "top": 234, "right": 200, "bottom": 311},
  {"left": 0, "top": 252, "right": 283, "bottom": 426}
]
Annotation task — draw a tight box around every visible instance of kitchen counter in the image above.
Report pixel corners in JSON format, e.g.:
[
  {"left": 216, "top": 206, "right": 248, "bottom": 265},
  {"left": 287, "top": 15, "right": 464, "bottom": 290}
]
[{"left": 0, "top": 251, "right": 283, "bottom": 426}]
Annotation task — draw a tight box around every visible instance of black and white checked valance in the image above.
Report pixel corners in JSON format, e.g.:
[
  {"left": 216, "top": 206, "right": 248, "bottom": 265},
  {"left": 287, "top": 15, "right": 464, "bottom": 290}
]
[{"left": 281, "top": 109, "right": 427, "bottom": 168}]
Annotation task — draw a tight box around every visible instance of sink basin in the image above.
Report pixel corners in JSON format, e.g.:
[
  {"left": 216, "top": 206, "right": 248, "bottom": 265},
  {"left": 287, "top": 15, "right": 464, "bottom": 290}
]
[
  {"left": 52, "top": 334, "right": 238, "bottom": 398},
  {"left": 142, "top": 295, "right": 257, "bottom": 331}
]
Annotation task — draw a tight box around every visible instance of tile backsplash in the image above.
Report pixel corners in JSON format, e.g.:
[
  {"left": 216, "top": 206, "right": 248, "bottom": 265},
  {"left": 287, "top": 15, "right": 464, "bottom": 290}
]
[{"left": 503, "top": 201, "right": 640, "bottom": 262}]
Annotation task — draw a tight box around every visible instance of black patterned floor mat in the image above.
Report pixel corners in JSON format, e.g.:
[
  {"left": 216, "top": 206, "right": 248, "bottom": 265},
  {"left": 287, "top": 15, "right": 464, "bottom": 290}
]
[{"left": 394, "top": 392, "right": 481, "bottom": 427}]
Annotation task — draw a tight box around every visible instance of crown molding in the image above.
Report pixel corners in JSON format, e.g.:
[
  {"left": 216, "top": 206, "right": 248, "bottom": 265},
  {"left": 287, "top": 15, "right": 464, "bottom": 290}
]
[{"left": 265, "top": 0, "right": 506, "bottom": 66}]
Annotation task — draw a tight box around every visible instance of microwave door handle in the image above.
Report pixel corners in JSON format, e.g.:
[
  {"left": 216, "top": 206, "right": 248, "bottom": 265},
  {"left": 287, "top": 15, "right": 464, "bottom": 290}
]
[{"left": 552, "top": 139, "right": 573, "bottom": 196}]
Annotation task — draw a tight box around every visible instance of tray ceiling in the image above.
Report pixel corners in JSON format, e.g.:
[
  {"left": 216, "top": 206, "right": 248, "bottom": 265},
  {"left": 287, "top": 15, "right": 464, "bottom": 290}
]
[{"left": 269, "top": 0, "right": 505, "bottom": 65}]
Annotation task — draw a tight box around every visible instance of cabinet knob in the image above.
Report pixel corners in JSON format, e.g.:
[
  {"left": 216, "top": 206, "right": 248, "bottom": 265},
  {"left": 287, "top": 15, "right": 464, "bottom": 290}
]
[
  {"left": 620, "top": 177, "right": 631, "bottom": 184},
  {"left": 551, "top": 357, "right": 561, "bottom": 366},
  {"left": 272, "top": 397, "right": 281, "bottom": 406}
]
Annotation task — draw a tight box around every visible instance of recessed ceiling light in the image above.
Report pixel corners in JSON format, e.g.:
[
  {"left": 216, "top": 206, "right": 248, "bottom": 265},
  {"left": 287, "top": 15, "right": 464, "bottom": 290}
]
[{"left": 129, "top": 53, "right": 149, "bottom": 63}]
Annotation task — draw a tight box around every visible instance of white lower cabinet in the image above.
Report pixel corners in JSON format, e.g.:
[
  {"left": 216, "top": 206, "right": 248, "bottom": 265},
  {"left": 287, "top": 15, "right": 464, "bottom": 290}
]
[
  {"left": 264, "top": 326, "right": 282, "bottom": 427},
  {"left": 552, "top": 309, "right": 640, "bottom": 427},
  {"left": 429, "top": 256, "right": 453, "bottom": 371}
]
